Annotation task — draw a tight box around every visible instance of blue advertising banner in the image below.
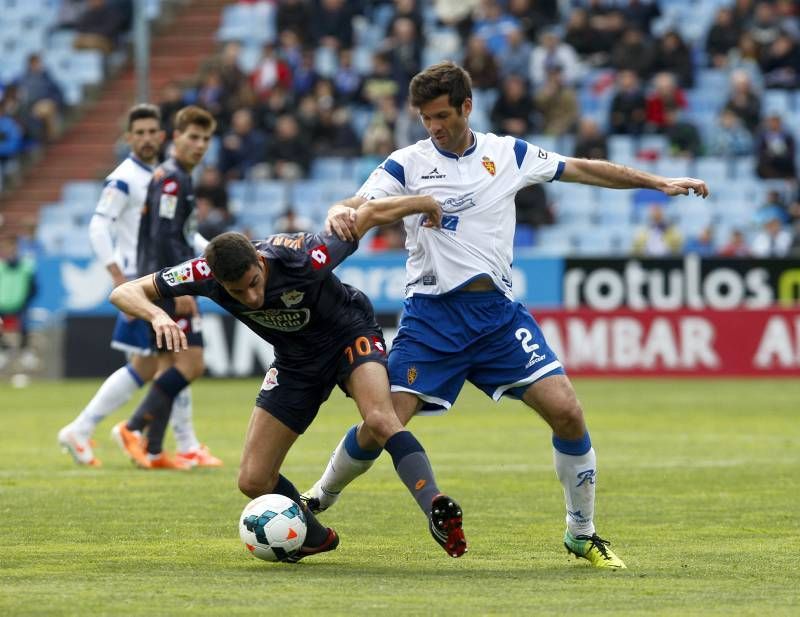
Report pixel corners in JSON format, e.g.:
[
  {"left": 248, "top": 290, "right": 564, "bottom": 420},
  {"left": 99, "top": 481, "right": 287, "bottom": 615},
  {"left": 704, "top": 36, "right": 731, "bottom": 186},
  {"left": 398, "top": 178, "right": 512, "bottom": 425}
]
[{"left": 30, "top": 253, "right": 565, "bottom": 317}]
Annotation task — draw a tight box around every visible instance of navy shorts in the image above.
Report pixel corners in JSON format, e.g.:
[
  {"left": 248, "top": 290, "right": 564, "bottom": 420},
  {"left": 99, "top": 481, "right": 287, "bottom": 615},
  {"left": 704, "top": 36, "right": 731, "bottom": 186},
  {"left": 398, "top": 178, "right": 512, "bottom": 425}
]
[
  {"left": 149, "top": 298, "right": 204, "bottom": 350},
  {"left": 389, "top": 290, "right": 564, "bottom": 412},
  {"left": 256, "top": 328, "right": 388, "bottom": 434}
]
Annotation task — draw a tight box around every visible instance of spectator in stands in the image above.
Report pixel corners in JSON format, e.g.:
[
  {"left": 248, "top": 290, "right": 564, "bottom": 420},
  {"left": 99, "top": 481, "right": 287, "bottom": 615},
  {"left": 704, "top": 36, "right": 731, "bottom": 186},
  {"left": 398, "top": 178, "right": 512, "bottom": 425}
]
[
  {"left": 274, "top": 206, "right": 313, "bottom": 234},
  {"left": 219, "top": 108, "right": 268, "bottom": 181},
  {"left": 534, "top": 66, "right": 578, "bottom": 136},
  {"left": 333, "top": 48, "right": 363, "bottom": 105},
  {"left": 756, "top": 189, "right": 791, "bottom": 225},
  {"left": 369, "top": 221, "right": 406, "bottom": 252},
  {"left": 312, "top": 107, "right": 360, "bottom": 158},
  {"left": 432, "top": 0, "right": 480, "bottom": 44},
  {"left": 196, "top": 70, "right": 227, "bottom": 129},
  {"left": 664, "top": 109, "right": 703, "bottom": 159},
  {"left": 310, "top": 0, "right": 355, "bottom": 50},
  {"left": 462, "top": 34, "right": 500, "bottom": 90},
  {"left": 490, "top": 75, "right": 533, "bottom": 137},
  {"left": 564, "top": 8, "right": 607, "bottom": 66},
  {"left": 251, "top": 44, "right": 292, "bottom": 102},
  {"left": 278, "top": 29, "right": 304, "bottom": 75},
  {"left": 361, "top": 52, "right": 400, "bottom": 105},
  {"left": 610, "top": 27, "right": 655, "bottom": 81},
  {"left": 750, "top": 213, "right": 793, "bottom": 257},
  {"left": 572, "top": 118, "right": 608, "bottom": 160},
  {"left": 515, "top": 183, "right": 554, "bottom": 229},
  {"left": 359, "top": 123, "right": 395, "bottom": 182},
  {"left": 73, "top": 0, "right": 131, "bottom": 54},
  {"left": 621, "top": 0, "right": 661, "bottom": 36},
  {"left": 683, "top": 226, "right": 716, "bottom": 257},
  {"left": 258, "top": 87, "right": 292, "bottom": 135},
  {"left": 0, "top": 236, "right": 37, "bottom": 357},
  {"left": 609, "top": 70, "right": 647, "bottom": 136},
  {"left": 394, "top": 103, "right": 428, "bottom": 148},
  {"left": 472, "top": 0, "right": 520, "bottom": 56},
  {"left": 16, "top": 54, "right": 65, "bottom": 142},
  {"left": 719, "top": 229, "right": 750, "bottom": 257},
  {"left": 529, "top": 28, "right": 583, "bottom": 89},
  {"left": 508, "top": 0, "right": 557, "bottom": 42},
  {"left": 723, "top": 69, "right": 762, "bottom": 134},
  {"left": 760, "top": 31, "right": 800, "bottom": 89},
  {"left": 196, "top": 194, "right": 233, "bottom": 240},
  {"left": 195, "top": 166, "right": 229, "bottom": 212},
  {"left": 386, "top": 0, "right": 424, "bottom": 41},
  {"left": 748, "top": 1, "right": 782, "bottom": 50},
  {"left": 264, "top": 114, "right": 310, "bottom": 180},
  {"left": 586, "top": 0, "right": 627, "bottom": 52},
  {"left": 0, "top": 111, "right": 24, "bottom": 163},
  {"left": 732, "top": 0, "right": 756, "bottom": 25},
  {"left": 277, "top": 0, "right": 312, "bottom": 44},
  {"left": 632, "top": 204, "right": 683, "bottom": 256},
  {"left": 651, "top": 30, "right": 694, "bottom": 88},
  {"left": 383, "top": 16, "right": 423, "bottom": 95},
  {"left": 706, "top": 7, "right": 741, "bottom": 68},
  {"left": 755, "top": 113, "right": 796, "bottom": 179},
  {"left": 774, "top": 0, "right": 800, "bottom": 40},
  {"left": 727, "top": 32, "right": 765, "bottom": 91},
  {"left": 158, "top": 81, "right": 186, "bottom": 138},
  {"left": 291, "top": 49, "right": 320, "bottom": 100},
  {"left": 496, "top": 25, "right": 532, "bottom": 80},
  {"left": 645, "top": 72, "right": 687, "bottom": 133},
  {"left": 210, "top": 41, "right": 255, "bottom": 115},
  {"left": 708, "top": 108, "right": 754, "bottom": 158}
]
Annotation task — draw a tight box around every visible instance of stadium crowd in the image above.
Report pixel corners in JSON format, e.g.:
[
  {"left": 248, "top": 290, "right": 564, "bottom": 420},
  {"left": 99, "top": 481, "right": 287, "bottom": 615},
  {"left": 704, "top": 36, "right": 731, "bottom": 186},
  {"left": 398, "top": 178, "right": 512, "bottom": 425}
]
[{"left": 1, "top": 0, "right": 800, "bottom": 257}]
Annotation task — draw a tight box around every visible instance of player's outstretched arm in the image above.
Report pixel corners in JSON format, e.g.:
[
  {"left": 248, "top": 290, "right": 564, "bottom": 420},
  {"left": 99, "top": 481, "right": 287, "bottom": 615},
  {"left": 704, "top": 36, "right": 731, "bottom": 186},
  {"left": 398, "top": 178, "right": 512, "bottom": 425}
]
[
  {"left": 353, "top": 195, "right": 442, "bottom": 238},
  {"left": 560, "top": 157, "right": 710, "bottom": 198},
  {"left": 109, "top": 275, "right": 187, "bottom": 352}
]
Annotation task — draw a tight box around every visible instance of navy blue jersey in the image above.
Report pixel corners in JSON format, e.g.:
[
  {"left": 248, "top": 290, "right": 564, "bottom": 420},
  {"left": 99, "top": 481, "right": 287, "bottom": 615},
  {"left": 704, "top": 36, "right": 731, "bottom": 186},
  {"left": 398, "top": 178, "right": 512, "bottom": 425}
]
[
  {"left": 137, "top": 157, "right": 197, "bottom": 275},
  {"left": 152, "top": 232, "right": 380, "bottom": 364}
]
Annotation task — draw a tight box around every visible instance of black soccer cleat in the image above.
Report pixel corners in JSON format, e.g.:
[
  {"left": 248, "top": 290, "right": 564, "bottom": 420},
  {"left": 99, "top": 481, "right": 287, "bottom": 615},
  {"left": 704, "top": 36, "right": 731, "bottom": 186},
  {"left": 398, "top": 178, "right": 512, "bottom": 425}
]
[
  {"left": 285, "top": 527, "right": 340, "bottom": 563},
  {"left": 429, "top": 494, "right": 467, "bottom": 558}
]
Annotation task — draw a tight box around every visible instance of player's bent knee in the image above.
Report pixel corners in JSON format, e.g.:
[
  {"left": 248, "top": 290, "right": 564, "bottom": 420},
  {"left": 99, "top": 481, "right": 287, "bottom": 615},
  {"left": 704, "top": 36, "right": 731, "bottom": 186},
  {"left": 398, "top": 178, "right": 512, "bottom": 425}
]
[
  {"left": 361, "top": 409, "right": 401, "bottom": 444},
  {"left": 238, "top": 470, "right": 278, "bottom": 499}
]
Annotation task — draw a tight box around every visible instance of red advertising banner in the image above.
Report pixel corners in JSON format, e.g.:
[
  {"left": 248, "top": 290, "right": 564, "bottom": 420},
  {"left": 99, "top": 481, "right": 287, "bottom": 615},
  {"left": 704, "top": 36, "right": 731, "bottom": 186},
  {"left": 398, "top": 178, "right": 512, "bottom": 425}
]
[{"left": 533, "top": 308, "right": 800, "bottom": 376}]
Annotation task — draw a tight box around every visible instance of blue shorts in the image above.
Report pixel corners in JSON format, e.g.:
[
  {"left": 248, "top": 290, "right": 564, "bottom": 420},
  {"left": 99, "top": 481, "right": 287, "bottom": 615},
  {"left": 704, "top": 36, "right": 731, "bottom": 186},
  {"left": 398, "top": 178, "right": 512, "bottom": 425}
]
[
  {"left": 388, "top": 290, "right": 564, "bottom": 412},
  {"left": 110, "top": 313, "right": 155, "bottom": 356}
]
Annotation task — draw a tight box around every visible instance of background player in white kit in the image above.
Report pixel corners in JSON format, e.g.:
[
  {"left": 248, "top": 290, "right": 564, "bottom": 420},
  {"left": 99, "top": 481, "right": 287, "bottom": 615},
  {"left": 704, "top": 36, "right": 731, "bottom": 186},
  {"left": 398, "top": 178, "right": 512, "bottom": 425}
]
[
  {"left": 304, "top": 62, "right": 710, "bottom": 569},
  {"left": 57, "top": 104, "right": 221, "bottom": 468}
]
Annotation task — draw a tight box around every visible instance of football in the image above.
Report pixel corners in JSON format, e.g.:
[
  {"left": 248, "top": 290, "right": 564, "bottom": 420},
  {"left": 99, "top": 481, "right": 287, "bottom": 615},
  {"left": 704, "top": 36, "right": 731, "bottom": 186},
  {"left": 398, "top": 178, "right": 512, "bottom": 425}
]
[{"left": 238, "top": 494, "right": 307, "bottom": 562}]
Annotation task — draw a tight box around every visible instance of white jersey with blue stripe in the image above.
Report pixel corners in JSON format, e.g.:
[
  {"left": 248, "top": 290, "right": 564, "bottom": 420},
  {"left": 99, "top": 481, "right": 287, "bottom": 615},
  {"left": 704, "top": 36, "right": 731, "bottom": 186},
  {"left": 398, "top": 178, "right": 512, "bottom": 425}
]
[
  {"left": 93, "top": 156, "right": 153, "bottom": 277},
  {"left": 357, "top": 131, "right": 565, "bottom": 300}
]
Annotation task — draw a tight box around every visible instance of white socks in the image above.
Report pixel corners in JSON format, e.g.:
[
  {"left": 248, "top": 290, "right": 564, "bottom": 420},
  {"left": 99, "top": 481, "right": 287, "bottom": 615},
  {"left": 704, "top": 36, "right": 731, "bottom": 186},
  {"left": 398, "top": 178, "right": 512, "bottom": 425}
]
[
  {"left": 554, "top": 446, "right": 597, "bottom": 537},
  {"left": 170, "top": 387, "right": 200, "bottom": 453},
  {"left": 315, "top": 426, "right": 380, "bottom": 503},
  {"left": 72, "top": 366, "right": 141, "bottom": 436}
]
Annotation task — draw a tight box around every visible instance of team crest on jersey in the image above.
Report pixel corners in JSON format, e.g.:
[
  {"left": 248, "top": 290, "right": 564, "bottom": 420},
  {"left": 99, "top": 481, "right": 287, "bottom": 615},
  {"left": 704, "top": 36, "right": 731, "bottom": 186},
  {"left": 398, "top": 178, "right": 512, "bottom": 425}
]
[
  {"left": 481, "top": 156, "right": 496, "bottom": 176},
  {"left": 261, "top": 367, "right": 279, "bottom": 391},
  {"left": 407, "top": 366, "right": 417, "bottom": 385},
  {"left": 280, "top": 290, "right": 304, "bottom": 307},
  {"left": 162, "top": 180, "right": 178, "bottom": 195}
]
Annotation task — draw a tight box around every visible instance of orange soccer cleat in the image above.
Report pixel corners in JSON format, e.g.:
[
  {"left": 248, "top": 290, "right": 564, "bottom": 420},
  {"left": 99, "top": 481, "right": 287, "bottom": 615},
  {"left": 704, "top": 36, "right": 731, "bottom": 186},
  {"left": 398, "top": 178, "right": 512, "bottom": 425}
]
[
  {"left": 111, "top": 421, "right": 150, "bottom": 468},
  {"left": 174, "top": 444, "right": 224, "bottom": 468}
]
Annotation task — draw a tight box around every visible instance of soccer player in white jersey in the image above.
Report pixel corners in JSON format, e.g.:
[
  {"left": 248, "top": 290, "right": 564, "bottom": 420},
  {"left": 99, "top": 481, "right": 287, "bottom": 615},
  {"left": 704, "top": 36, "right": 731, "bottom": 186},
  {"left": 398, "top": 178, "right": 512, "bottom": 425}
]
[
  {"left": 57, "top": 104, "right": 222, "bottom": 469},
  {"left": 304, "top": 62, "right": 710, "bottom": 569}
]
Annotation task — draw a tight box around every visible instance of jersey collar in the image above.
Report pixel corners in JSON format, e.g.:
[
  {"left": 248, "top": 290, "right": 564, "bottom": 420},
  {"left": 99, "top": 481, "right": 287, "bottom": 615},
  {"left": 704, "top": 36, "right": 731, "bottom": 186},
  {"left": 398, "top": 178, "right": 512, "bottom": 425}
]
[
  {"left": 129, "top": 155, "right": 154, "bottom": 172},
  {"left": 431, "top": 130, "right": 478, "bottom": 160}
]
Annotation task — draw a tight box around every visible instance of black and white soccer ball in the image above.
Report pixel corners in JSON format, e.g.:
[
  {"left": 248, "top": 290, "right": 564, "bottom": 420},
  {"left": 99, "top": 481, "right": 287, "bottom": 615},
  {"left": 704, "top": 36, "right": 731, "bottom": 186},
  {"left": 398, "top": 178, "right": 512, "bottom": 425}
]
[{"left": 239, "top": 494, "right": 307, "bottom": 562}]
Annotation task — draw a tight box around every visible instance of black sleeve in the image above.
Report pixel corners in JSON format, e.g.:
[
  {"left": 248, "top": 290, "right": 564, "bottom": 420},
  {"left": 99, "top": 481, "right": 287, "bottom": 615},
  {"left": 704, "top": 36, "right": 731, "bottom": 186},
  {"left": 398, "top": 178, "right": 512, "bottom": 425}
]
[
  {"left": 262, "top": 231, "right": 358, "bottom": 277},
  {"left": 153, "top": 257, "right": 216, "bottom": 299}
]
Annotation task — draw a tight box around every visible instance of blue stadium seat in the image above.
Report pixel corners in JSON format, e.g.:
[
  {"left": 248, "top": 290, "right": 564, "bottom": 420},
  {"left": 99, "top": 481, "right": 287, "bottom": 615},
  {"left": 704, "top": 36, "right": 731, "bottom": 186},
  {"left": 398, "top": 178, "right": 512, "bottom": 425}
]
[
  {"left": 251, "top": 181, "right": 289, "bottom": 214},
  {"left": 61, "top": 181, "right": 102, "bottom": 206}
]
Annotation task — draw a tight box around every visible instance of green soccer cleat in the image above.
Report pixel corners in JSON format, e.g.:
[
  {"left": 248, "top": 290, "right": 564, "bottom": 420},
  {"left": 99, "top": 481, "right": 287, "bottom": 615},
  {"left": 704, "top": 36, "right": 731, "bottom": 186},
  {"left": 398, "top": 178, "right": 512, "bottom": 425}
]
[{"left": 564, "top": 530, "right": 627, "bottom": 569}]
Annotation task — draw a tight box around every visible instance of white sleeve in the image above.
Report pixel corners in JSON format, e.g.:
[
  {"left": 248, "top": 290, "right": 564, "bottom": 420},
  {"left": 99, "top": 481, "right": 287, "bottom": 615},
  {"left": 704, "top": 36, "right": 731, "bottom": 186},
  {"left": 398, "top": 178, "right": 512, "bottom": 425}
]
[
  {"left": 357, "top": 155, "right": 408, "bottom": 200},
  {"left": 192, "top": 232, "right": 209, "bottom": 255},
  {"left": 88, "top": 213, "right": 117, "bottom": 266},
  {"left": 517, "top": 138, "right": 566, "bottom": 185},
  {"left": 95, "top": 180, "right": 130, "bottom": 218}
]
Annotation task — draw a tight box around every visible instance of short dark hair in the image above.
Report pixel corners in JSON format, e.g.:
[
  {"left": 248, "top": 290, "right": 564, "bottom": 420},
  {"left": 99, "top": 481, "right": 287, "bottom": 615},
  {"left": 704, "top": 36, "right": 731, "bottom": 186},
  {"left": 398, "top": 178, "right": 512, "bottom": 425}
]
[
  {"left": 409, "top": 61, "right": 472, "bottom": 110},
  {"left": 127, "top": 103, "right": 161, "bottom": 130},
  {"left": 174, "top": 105, "right": 217, "bottom": 133},
  {"left": 204, "top": 232, "right": 258, "bottom": 282}
]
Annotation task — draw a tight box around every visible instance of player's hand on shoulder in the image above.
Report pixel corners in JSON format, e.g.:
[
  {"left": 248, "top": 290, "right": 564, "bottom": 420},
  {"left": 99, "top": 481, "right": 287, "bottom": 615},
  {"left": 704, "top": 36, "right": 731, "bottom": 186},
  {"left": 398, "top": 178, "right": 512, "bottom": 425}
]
[
  {"left": 661, "top": 177, "right": 710, "bottom": 198},
  {"left": 420, "top": 196, "right": 443, "bottom": 228},
  {"left": 326, "top": 204, "right": 358, "bottom": 241},
  {"left": 174, "top": 295, "right": 198, "bottom": 317},
  {"left": 151, "top": 314, "right": 187, "bottom": 352}
]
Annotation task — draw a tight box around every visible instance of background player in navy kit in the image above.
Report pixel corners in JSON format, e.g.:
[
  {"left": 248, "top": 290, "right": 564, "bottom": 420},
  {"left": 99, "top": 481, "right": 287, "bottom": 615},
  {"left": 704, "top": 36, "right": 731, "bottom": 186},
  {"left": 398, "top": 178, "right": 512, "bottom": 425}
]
[
  {"left": 57, "top": 104, "right": 220, "bottom": 469},
  {"left": 108, "top": 194, "right": 467, "bottom": 559},
  {"left": 112, "top": 106, "right": 217, "bottom": 470}
]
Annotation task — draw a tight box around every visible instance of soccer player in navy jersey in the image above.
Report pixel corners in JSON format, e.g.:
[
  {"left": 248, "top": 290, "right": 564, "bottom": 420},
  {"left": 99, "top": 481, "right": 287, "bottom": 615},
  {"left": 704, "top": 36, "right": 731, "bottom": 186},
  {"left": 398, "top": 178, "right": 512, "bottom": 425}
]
[
  {"left": 305, "top": 61, "right": 710, "bottom": 569},
  {"left": 57, "top": 104, "right": 220, "bottom": 468},
  {"left": 111, "top": 105, "right": 221, "bottom": 470},
  {"left": 108, "top": 194, "right": 466, "bottom": 559}
]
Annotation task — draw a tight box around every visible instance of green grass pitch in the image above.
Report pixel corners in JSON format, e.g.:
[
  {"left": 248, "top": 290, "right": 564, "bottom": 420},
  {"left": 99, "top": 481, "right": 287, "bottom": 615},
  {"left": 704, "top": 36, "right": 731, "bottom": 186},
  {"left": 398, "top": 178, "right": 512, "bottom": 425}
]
[{"left": 1, "top": 378, "right": 798, "bottom": 616}]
